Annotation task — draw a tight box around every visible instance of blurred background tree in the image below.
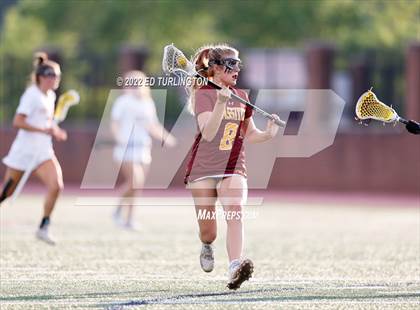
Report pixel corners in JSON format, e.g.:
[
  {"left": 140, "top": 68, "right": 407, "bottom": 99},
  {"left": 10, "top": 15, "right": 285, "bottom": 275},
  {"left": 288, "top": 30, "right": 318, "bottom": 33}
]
[{"left": 0, "top": 0, "right": 418, "bottom": 123}]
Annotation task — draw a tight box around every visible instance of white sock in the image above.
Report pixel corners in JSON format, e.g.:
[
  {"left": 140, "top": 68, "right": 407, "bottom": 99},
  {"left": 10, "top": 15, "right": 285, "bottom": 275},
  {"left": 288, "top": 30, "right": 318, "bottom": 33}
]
[{"left": 229, "top": 259, "right": 241, "bottom": 271}]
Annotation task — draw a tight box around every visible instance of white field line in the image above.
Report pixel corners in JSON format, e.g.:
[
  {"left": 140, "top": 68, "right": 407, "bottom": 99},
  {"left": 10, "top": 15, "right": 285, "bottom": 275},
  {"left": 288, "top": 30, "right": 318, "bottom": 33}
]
[
  {"left": 1, "top": 277, "right": 419, "bottom": 289},
  {"left": 5, "top": 299, "right": 418, "bottom": 307},
  {"left": 0, "top": 275, "right": 419, "bottom": 282},
  {"left": 74, "top": 197, "right": 264, "bottom": 206},
  {"left": 1, "top": 301, "right": 419, "bottom": 306}
]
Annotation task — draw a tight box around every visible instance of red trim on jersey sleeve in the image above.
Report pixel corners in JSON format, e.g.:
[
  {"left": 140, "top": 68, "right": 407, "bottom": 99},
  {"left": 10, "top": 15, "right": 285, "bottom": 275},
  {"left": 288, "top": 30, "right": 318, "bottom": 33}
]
[
  {"left": 243, "top": 91, "right": 253, "bottom": 119},
  {"left": 245, "top": 104, "right": 253, "bottom": 119}
]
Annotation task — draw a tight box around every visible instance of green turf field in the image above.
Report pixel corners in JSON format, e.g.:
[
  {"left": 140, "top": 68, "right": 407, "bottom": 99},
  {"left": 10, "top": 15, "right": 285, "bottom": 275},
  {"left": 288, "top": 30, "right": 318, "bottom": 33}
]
[{"left": 1, "top": 193, "right": 419, "bottom": 309}]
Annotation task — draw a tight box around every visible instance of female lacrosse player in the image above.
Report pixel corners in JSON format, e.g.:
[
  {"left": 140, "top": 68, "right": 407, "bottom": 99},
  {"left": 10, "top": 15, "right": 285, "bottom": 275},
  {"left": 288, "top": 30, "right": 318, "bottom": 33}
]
[
  {"left": 0, "top": 52, "right": 67, "bottom": 245},
  {"left": 185, "top": 44, "right": 281, "bottom": 289},
  {"left": 111, "top": 70, "right": 176, "bottom": 230}
]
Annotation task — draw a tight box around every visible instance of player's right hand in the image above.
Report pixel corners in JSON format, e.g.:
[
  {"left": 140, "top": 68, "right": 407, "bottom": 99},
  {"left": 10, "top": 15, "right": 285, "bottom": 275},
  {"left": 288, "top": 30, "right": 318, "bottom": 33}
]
[{"left": 217, "top": 87, "right": 231, "bottom": 104}]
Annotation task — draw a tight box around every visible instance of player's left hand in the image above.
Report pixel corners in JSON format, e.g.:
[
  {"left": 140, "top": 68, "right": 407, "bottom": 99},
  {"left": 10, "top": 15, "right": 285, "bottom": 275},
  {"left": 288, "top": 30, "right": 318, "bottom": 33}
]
[
  {"left": 265, "top": 114, "right": 281, "bottom": 138},
  {"left": 52, "top": 125, "right": 67, "bottom": 141},
  {"left": 165, "top": 134, "right": 177, "bottom": 147}
]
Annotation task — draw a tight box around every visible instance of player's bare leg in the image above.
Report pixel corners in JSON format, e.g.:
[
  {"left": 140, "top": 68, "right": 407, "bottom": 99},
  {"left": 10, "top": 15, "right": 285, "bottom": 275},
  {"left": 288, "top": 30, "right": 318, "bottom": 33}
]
[
  {"left": 0, "top": 168, "right": 24, "bottom": 205},
  {"left": 120, "top": 162, "right": 137, "bottom": 227},
  {"left": 218, "top": 175, "right": 247, "bottom": 261},
  {"left": 115, "top": 162, "right": 148, "bottom": 230},
  {"left": 190, "top": 178, "right": 218, "bottom": 272},
  {"left": 33, "top": 156, "right": 63, "bottom": 245},
  {"left": 35, "top": 157, "right": 64, "bottom": 218},
  {"left": 218, "top": 175, "right": 253, "bottom": 289}
]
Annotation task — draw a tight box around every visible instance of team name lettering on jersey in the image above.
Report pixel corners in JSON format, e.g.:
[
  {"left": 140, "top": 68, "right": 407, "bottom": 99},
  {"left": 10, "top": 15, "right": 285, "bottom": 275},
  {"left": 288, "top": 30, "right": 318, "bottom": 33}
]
[{"left": 223, "top": 106, "right": 245, "bottom": 121}]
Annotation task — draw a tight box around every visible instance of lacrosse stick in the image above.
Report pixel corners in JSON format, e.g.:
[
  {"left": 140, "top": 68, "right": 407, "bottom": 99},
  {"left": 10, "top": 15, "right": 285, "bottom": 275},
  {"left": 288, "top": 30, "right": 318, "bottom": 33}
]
[
  {"left": 162, "top": 44, "right": 285, "bottom": 127},
  {"left": 355, "top": 89, "right": 420, "bottom": 134},
  {"left": 11, "top": 90, "right": 80, "bottom": 202}
]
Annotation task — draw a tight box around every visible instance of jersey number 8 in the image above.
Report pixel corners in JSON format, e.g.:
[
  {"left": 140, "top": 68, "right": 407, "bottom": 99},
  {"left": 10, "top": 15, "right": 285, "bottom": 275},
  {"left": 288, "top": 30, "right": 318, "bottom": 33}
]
[{"left": 219, "top": 122, "right": 239, "bottom": 151}]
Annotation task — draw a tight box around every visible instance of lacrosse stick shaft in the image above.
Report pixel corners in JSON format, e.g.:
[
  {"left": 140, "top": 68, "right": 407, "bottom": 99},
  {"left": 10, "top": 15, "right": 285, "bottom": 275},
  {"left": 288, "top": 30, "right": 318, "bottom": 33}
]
[
  {"left": 397, "top": 117, "right": 409, "bottom": 125},
  {"left": 162, "top": 44, "right": 284, "bottom": 126},
  {"left": 10, "top": 155, "right": 37, "bottom": 202},
  {"left": 196, "top": 73, "right": 286, "bottom": 127}
]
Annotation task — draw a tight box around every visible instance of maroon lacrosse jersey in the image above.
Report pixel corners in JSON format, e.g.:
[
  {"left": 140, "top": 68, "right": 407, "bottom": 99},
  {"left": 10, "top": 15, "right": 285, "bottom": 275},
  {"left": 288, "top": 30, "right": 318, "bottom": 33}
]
[{"left": 184, "top": 85, "right": 253, "bottom": 183}]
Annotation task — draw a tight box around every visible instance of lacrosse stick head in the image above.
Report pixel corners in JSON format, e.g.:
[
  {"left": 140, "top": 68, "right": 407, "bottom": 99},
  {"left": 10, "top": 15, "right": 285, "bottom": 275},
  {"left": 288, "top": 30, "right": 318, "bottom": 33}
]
[
  {"left": 355, "top": 89, "right": 398, "bottom": 123},
  {"left": 162, "top": 44, "right": 195, "bottom": 77},
  {"left": 54, "top": 90, "right": 80, "bottom": 123}
]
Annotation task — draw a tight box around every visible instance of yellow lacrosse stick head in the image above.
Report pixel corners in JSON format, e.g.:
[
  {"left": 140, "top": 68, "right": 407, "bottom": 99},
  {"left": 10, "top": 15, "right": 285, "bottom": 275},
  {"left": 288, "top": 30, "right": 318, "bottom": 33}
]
[
  {"left": 54, "top": 90, "right": 80, "bottom": 123},
  {"left": 355, "top": 89, "right": 398, "bottom": 123}
]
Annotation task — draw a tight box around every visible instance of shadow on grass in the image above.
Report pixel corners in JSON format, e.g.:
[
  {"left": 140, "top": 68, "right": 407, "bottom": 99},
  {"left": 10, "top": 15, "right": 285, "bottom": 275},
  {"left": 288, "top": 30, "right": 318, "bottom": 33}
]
[
  {"left": 100, "top": 287, "right": 302, "bottom": 308},
  {"left": 101, "top": 288, "right": 420, "bottom": 308},
  {"left": 3, "top": 285, "right": 419, "bottom": 308}
]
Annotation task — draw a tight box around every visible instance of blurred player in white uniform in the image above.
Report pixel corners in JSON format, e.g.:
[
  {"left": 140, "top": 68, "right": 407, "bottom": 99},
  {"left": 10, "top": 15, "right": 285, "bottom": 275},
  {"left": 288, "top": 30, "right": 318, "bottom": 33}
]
[
  {"left": 0, "top": 52, "right": 67, "bottom": 245},
  {"left": 111, "top": 70, "right": 176, "bottom": 230}
]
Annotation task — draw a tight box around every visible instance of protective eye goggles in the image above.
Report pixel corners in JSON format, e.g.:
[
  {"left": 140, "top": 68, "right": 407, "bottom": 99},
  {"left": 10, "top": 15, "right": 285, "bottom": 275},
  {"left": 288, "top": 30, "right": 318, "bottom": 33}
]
[
  {"left": 209, "top": 57, "right": 242, "bottom": 70},
  {"left": 222, "top": 57, "right": 242, "bottom": 70},
  {"left": 37, "top": 66, "right": 61, "bottom": 78}
]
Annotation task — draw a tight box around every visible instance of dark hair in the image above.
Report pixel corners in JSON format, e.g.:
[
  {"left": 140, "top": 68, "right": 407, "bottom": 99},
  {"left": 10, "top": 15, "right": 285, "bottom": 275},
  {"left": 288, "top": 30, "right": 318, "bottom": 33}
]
[{"left": 31, "top": 52, "right": 61, "bottom": 84}]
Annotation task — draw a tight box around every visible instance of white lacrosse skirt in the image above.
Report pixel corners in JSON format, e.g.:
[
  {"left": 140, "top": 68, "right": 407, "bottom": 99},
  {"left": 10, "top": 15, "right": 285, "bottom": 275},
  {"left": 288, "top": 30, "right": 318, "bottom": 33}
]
[
  {"left": 2, "top": 85, "right": 55, "bottom": 171},
  {"left": 111, "top": 93, "right": 156, "bottom": 165},
  {"left": 3, "top": 135, "right": 54, "bottom": 171},
  {"left": 113, "top": 145, "right": 152, "bottom": 165}
]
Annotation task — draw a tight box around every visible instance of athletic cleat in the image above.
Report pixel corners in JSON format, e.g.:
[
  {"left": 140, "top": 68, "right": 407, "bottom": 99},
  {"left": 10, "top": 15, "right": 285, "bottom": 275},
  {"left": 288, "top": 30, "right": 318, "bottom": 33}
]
[
  {"left": 200, "top": 243, "right": 214, "bottom": 272},
  {"left": 36, "top": 227, "right": 56, "bottom": 245},
  {"left": 227, "top": 258, "right": 254, "bottom": 290},
  {"left": 123, "top": 221, "right": 140, "bottom": 231},
  {"left": 112, "top": 208, "right": 124, "bottom": 227}
]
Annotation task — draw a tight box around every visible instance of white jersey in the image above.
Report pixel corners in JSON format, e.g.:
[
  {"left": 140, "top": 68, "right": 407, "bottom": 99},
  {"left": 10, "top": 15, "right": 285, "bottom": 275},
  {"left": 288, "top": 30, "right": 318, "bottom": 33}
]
[
  {"left": 111, "top": 93, "right": 157, "bottom": 163},
  {"left": 2, "top": 85, "right": 56, "bottom": 171}
]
